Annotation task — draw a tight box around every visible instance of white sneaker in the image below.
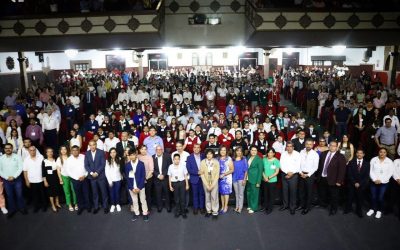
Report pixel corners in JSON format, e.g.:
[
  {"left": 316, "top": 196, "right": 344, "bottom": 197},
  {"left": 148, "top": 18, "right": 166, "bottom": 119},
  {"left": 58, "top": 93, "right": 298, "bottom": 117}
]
[
  {"left": 1, "top": 207, "right": 8, "bottom": 214},
  {"left": 375, "top": 211, "right": 382, "bottom": 219},
  {"left": 248, "top": 209, "right": 254, "bottom": 214},
  {"left": 366, "top": 209, "right": 374, "bottom": 217},
  {"left": 110, "top": 205, "right": 115, "bottom": 213},
  {"left": 116, "top": 204, "right": 121, "bottom": 212}
]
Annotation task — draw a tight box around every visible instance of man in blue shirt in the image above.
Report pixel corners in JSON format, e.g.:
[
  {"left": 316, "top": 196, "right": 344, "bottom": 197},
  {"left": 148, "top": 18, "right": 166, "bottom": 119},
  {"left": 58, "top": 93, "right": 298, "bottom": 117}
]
[{"left": 143, "top": 127, "right": 164, "bottom": 156}]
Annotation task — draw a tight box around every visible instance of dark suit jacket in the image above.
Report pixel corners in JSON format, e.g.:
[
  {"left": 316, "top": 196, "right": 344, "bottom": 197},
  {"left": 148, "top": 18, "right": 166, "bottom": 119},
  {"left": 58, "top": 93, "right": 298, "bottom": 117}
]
[
  {"left": 305, "top": 128, "right": 319, "bottom": 141},
  {"left": 152, "top": 153, "right": 172, "bottom": 181},
  {"left": 116, "top": 141, "right": 136, "bottom": 158},
  {"left": 347, "top": 158, "right": 370, "bottom": 188},
  {"left": 84, "top": 149, "right": 106, "bottom": 179},
  {"left": 317, "top": 151, "right": 347, "bottom": 186},
  {"left": 125, "top": 160, "right": 146, "bottom": 190},
  {"left": 186, "top": 153, "right": 205, "bottom": 184},
  {"left": 84, "top": 120, "right": 99, "bottom": 133},
  {"left": 292, "top": 138, "right": 306, "bottom": 152}
]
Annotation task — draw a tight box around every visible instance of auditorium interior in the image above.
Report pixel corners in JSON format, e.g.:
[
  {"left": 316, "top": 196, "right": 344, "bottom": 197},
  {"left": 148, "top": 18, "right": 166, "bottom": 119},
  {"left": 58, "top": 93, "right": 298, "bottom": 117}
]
[{"left": 0, "top": 1, "right": 400, "bottom": 250}]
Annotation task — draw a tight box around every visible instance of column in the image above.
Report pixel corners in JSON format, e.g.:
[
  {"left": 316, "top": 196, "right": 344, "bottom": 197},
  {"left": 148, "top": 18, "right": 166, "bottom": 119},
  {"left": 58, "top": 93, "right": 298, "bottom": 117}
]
[
  {"left": 136, "top": 50, "right": 144, "bottom": 79},
  {"left": 17, "top": 51, "right": 29, "bottom": 93},
  {"left": 388, "top": 45, "right": 399, "bottom": 89},
  {"left": 263, "top": 49, "right": 271, "bottom": 79}
]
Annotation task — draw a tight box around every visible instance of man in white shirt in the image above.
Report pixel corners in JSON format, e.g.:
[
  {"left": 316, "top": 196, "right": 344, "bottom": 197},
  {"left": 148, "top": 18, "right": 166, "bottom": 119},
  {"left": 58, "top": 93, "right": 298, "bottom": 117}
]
[
  {"left": 104, "top": 131, "right": 120, "bottom": 152},
  {"left": 68, "top": 91, "right": 80, "bottom": 109},
  {"left": 18, "top": 138, "right": 41, "bottom": 162},
  {"left": 205, "top": 87, "right": 216, "bottom": 106},
  {"left": 383, "top": 109, "right": 400, "bottom": 134},
  {"left": 23, "top": 146, "right": 46, "bottom": 212},
  {"left": 65, "top": 145, "right": 90, "bottom": 215},
  {"left": 171, "top": 141, "right": 190, "bottom": 164},
  {"left": 207, "top": 121, "right": 222, "bottom": 139},
  {"left": 298, "top": 139, "right": 319, "bottom": 215},
  {"left": 117, "top": 88, "right": 129, "bottom": 104},
  {"left": 279, "top": 141, "right": 301, "bottom": 214},
  {"left": 42, "top": 109, "right": 60, "bottom": 151}
]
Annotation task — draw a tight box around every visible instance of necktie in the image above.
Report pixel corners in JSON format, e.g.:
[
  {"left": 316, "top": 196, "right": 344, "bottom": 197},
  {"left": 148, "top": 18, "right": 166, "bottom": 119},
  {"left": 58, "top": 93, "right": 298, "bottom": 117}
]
[
  {"left": 322, "top": 152, "right": 332, "bottom": 176},
  {"left": 87, "top": 92, "right": 90, "bottom": 103},
  {"left": 357, "top": 161, "right": 361, "bottom": 172},
  {"left": 123, "top": 141, "right": 126, "bottom": 149}
]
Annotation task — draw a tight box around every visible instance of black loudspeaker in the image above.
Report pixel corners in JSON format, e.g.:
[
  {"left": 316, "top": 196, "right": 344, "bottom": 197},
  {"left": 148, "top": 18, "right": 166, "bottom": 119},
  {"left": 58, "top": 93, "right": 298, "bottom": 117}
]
[
  {"left": 193, "top": 14, "right": 207, "bottom": 24},
  {"left": 35, "top": 52, "right": 44, "bottom": 62}
]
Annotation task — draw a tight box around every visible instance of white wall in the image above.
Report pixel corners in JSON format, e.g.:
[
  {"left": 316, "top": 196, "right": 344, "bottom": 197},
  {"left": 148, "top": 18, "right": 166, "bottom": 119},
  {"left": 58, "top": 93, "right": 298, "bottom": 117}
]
[
  {"left": 0, "top": 46, "right": 385, "bottom": 74},
  {"left": 269, "top": 46, "right": 385, "bottom": 70}
]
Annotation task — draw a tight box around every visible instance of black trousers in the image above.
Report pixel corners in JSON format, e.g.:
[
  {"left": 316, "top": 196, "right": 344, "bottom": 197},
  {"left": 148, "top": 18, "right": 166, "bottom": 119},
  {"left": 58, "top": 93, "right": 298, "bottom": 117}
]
[
  {"left": 281, "top": 174, "right": 298, "bottom": 210},
  {"left": 319, "top": 177, "right": 340, "bottom": 210},
  {"left": 30, "top": 182, "right": 46, "bottom": 210},
  {"left": 299, "top": 175, "right": 315, "bottom": 210},
  {"left": 346, "top": 184, "right": 368, "bottom": 212},
  {"left": 145, "top": 177, "right": 154, "bottom": 209},
  {"left": 388, "top": 179, "right": 400, "bottom": 216},
  {"left": 172, "top": 181, "right": 186, "bottom": 215},
  {"left": 263, "top": 181, "right": 276, "bottom": 212},
  {"left": 154, "top": 178, "right": 171, "bottom": 210}
]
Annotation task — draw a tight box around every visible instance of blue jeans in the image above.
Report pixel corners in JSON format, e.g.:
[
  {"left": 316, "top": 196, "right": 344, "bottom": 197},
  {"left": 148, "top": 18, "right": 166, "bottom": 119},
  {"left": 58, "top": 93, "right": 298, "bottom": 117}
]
[
  {"left": 370, "top": 183, "right": 388, "bottom": 211},
  {"left": 109, "top": 181, "right": 121, "bottom": 205},
  {"left": 336, "top": 122, "right": 347, "bottom": 139},
  {"left": 3, "top": 177, "right": 25, "bottom": 213}
]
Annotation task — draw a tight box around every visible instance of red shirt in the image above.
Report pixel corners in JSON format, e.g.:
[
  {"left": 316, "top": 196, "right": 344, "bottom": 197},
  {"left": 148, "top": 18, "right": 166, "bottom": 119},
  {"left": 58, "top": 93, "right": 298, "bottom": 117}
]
[
  {"left": 217, "top": 133, "right": 234, "bottom": 148},
  {"left": 163, "top": 137, "right": 176, "bottom": 153},
  {"left": 139, "top": 132, "right": 149, "bottom": 146}
]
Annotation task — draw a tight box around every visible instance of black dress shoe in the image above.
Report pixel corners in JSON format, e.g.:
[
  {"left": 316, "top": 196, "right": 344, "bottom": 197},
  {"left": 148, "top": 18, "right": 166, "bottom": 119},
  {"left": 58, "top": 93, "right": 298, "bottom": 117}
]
[
  {"left": 87, "top": 208, "right": 92, "bottom": 213},
  {"left": 200, "top": 209, "right": 206, "bottom": 214},
  {"left": 157, "top": 208, "right": 162, "bottom": 213},
  {"left": 104, "top": 208, "right": 109, "bottom": 214},
  {"left": 290, "top": 209, "right": 295, "bottom": 215},
  {"left": 193, "top": 209, "right": 198, "bottom": 215},
  {"left": 7, "top": 211, "right": 16, "bottom": 219},
  {"left": 42, "top": 207, "right": 47, "bottom": 212},
  {"left": 93, "top": 208, "right": 100, "bottom": 214},
  {"left": 33, "top": 207, "right": 40, "bottom": 213},
  {"left": 205, "top": 213, "right": 211, "bottom": 218},
  {"left": 77, "top": 209, "right": 84, "bottom": 215},
  {"left": 174, "top": 213, "right": 180, "bottom": 218},
  {"left": 184, "top": 208, "right": 189, "bottom": 213},
  {"left": 357, "top": 211, "right": 363, "bottom": 218},
  {"left": 259, "top": 208, "right": 266, "bottom": 212},
  {"left": 212, "top": 214, "right": 218, "bottom": 220},
  {"left": 279, "top": 206, "right": 288, "bottom": 211},
  {"left": 295, "top": 206, "right": 303, "bottom": 211},
  {"left": 20, "top": 209, "right": 28, "bottom": 215},
  {"left": 301, "top": 209, "right": 309, "bottom": 215},
  {"left": 182, "top": 213, "right": 187, "bottom": 219},
  {"left": 265, "top": 209, "right": 272, "bottom": 215},
  {"left": 167, "top": 208, "right": 172, "bottom": 213},
  {"left": 329, "top": 209, "right": 337, "bottom": 216}
]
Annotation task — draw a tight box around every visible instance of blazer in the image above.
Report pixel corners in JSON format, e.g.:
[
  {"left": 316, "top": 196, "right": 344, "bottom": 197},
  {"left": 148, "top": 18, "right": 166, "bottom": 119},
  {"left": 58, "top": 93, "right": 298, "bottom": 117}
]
[
  {"left": 305, "top": 128, "right": 319, "bottom": 141},
  {"left": 84, "top": 120, "right": 99, "bottom": 133},
  {"left": 152, "top": 153, "right": 172, "bottom": 181},
  {"left": 125, "top": 160, "right": 146, "bottom": 190},
  {"left": 292, "top": 138, "right": 306, "bottom": 152},
  {"left": 199, "top": 158, "right": 220, "bottom": 188},
  {"left": 247, "top": 155, "right": 263, "bottom": 185},
  {"left": 116, "top": 140, "right": 136, "bottom": 158},
  {"left": 317, "top": 151, "right": 347, "bottom": 186},
  {"left": 347, "top": 158, "right": 370, "bottom": 188},
  {"left": 186, "top": 153, "right": 205, "bottom": 184},
  {"left": 84, "top": 149, "right": 106, "bottom": 179}
]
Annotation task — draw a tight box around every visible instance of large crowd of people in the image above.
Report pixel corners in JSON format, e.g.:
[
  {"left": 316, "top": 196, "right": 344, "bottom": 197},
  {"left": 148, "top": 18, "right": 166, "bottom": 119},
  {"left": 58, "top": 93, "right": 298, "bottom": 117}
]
[{"left": 0, "top": 64, "right": 399, "bottom": 223}]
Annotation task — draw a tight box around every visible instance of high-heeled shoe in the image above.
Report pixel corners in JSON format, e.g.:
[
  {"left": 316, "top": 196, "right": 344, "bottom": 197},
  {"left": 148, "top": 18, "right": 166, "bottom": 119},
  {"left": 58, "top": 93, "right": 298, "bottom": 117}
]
[{"left": 51, "top": 207, "right": 58, "bottom": 213}]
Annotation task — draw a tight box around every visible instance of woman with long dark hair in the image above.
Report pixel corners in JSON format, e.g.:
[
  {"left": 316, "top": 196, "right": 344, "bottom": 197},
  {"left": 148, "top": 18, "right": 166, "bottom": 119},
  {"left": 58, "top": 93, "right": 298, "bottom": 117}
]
[
  {"left": 42, "top": 147, "right": 62, "bottom": 212},
  {"left": 105, "top": 148, "right": 123, "bottom": 213},
  {"left": 56, "top": 145, "right": 77, "bottom": 211}
]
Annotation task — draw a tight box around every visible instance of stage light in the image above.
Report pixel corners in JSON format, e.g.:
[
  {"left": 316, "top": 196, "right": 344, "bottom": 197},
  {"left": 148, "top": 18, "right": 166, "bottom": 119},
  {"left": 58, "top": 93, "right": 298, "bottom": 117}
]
[{"left": 64, "top": 49, "right": 78, "bottom": 58}]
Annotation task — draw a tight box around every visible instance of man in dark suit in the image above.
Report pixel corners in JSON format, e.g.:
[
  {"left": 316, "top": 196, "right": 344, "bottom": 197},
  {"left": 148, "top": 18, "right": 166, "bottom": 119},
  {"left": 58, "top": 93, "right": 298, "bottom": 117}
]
[
  {"left": 317, "top": 140, "right": 347, "bottom": 215},
  {"left": 84, "top": 139, "right": 109, "bottom": 214},
  {"left": 186, "top": 144, "right": 205, "bottom": 214},
  {"left": 292, "top": 130, "right": 306, "bottom": 152},
  {"left": 116, "top": 131, "right": 136, "bottom": 158},
  {"left": 344, "top": 149, "right": 370, "bottom": 217},
  {"left": 153, "top": 145, "right": 172, "bottom": 212},
  {"left": 83, "top": 89, "right": 95, "bottom": 117}
]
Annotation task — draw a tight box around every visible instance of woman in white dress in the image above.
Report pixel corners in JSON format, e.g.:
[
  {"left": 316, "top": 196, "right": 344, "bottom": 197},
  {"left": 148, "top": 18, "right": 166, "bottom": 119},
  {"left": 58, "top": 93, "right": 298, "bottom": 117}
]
[{"left": 317, "top": 87, "right": 329, "bottom": 119}]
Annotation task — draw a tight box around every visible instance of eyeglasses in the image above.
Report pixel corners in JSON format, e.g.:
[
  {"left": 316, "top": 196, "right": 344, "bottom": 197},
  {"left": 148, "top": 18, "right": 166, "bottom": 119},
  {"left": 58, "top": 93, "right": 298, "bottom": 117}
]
[{"left": 4, "top": 147, "right": 12, "bottom": 150}]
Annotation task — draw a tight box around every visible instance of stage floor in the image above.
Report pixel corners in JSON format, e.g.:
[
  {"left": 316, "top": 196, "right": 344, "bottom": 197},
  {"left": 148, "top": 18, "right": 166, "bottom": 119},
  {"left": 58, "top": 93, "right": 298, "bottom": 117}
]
[{"left": 0, "top": 206, "right": 399, "bottom": 250}]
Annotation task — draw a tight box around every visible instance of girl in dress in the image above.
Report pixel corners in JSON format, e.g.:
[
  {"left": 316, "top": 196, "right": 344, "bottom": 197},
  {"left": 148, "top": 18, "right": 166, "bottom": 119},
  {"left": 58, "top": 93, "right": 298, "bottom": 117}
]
[
  {"left": 218, "top": 146, "right": 234, "bottom": 214},
  {"left": 56, "top": 145, "right": 77, "bottom": 211},
  {"left": 42, "top": 147, "right": 62, "bottom": 212}
]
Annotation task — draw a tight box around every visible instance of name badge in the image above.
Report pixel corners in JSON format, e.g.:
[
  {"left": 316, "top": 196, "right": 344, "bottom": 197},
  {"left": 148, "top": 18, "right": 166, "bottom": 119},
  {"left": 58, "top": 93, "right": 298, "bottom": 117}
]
[
  {"left": 139, "top": 118, "right": 142, "bottom": 121},
  {"left": 271, "top": 165, "right": 276, "bottom": 170},
  {"left": 128, "top": 171, "right": 135, "bottom": 178},
  {"left": 187, "top": 142, "right": 192, "bottom": 145},
  {"left": 92, "top": 126, "right": 95, "bottom": 129},
  {"left": 290, "top": 126, "right": 294, "bottom": 129},
  {"left": 203, "top": 129, "right": 206, "bottom": 131},
  {"left": 223, "top": 139, "right": 227, "bottom": 142},
  {"left": 340, "top": 150, "right": 345, "bottom": 155},
  {"left": 31, "top": 132, "right": 36, "bottom": 136},
  {"left": 47, "top": 170, "right": 53, "bottom": 175},
  {"left": 260, "top": 146, "right": 264, "bottom": 150},
  {"left": 311, "top": 135, "right": 316, "bottom": 138},
  {"left": 69, "top": 109, "right": 73, "bottom": 112}
]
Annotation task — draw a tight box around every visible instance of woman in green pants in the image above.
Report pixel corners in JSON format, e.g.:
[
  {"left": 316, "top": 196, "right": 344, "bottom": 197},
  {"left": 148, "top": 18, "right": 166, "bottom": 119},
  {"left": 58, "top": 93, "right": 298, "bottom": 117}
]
[
  {"left": 56, "top": 145, "right": 77, "bottom": 211},
  {"left": 246, "top": 146, "right": 264, "bottom": 214}
]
